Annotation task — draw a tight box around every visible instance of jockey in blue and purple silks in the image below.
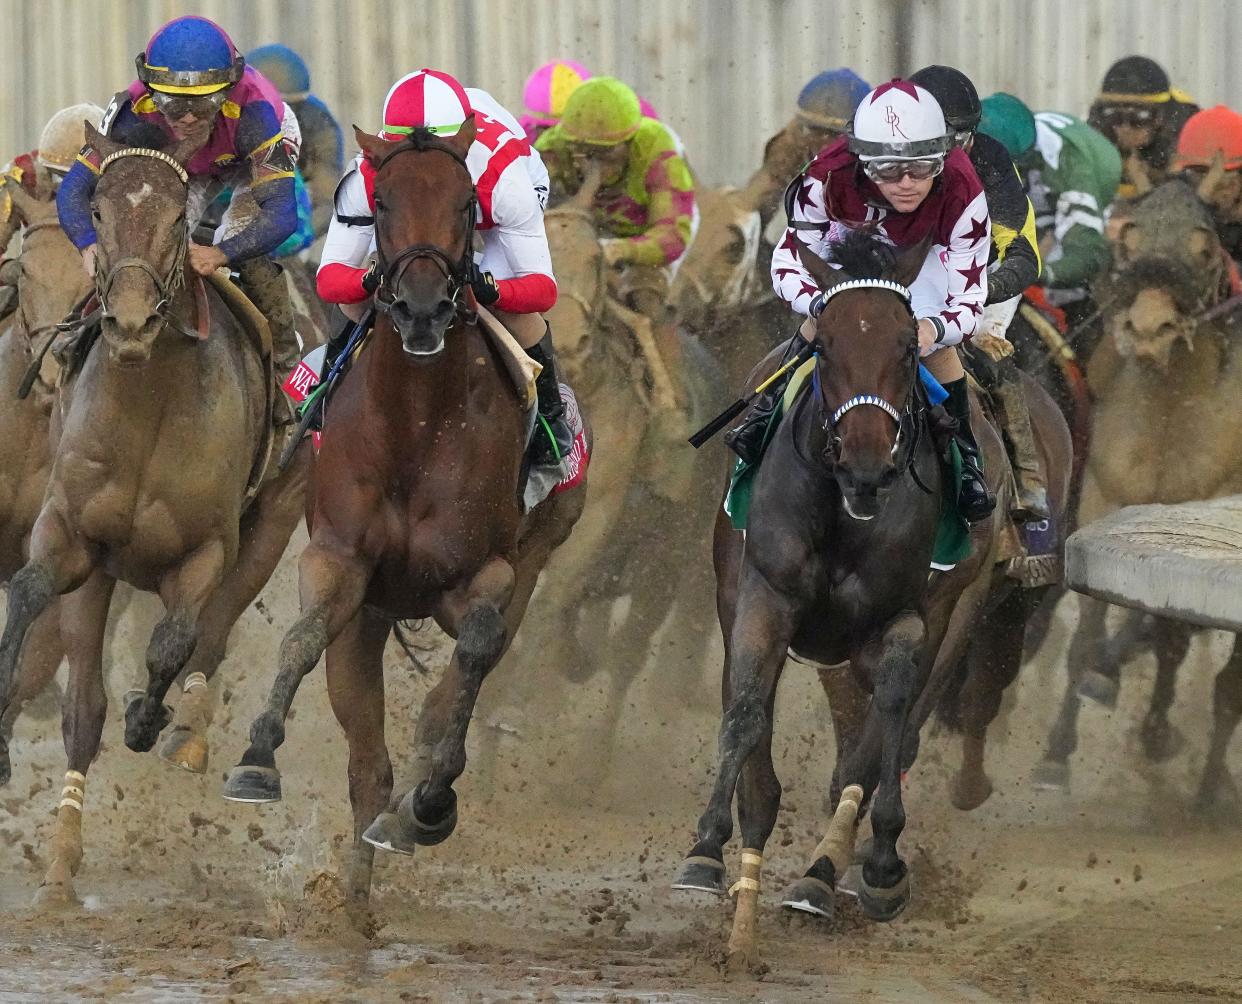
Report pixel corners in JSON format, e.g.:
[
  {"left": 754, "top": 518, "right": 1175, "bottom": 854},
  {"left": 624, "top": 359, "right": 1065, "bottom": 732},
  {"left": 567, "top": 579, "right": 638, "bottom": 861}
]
[{"left": 57, "top": 15, "right": 303, "bottom": 387}]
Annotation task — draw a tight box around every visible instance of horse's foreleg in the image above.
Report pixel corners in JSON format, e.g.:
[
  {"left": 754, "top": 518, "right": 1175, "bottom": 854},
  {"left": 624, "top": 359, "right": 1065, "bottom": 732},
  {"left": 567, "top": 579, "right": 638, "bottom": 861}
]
[
  {"left": 35, "top": 569, "right": 114, "bottom": 908},
  {"left": 325, "top": 606, "right": 393, "bottom": 911},
  {"left": 1073, "top": 594, "right": 1121, "bottom": 706},
  {"left": 124, "top": 541, "right": 227, "bottom": 754},
  {"left": 0, "top": 508, "right": 94, "bottom": 782},
  {"left": 673, "top": 567, "right": 796, "bottom": 897},
  {"left": 398, "top": 557, "right": 516, "bottom": 848},
  {"left": 818, "top": 664, "right": 868, "bottom": 809},
  {"left": 0, "top": 604, "right": 66, "bottom": 755},
  {"left": 159, "top": 464, "right": 307, "bottom": 775},
  {"left": 225, "top": 541, "right": 369, "bottom": 804},
  {"left": 951, "top": 589, "right": 1030, "bottom": 811},
  {"left": 726, "top": 660, "right": 787, "bottom": 971},
  {"left": 1139, "top": 616, "right": 1191, "bottom": 762},
  {"left": 1197, "top": 633, "right": 1242, "bottom": 814},
  {"left": 857, "top": 610, "right": 924, "bottom": 923},
  {"left": 1035, "top": 594, "right": 1109, "bottom": 791}
]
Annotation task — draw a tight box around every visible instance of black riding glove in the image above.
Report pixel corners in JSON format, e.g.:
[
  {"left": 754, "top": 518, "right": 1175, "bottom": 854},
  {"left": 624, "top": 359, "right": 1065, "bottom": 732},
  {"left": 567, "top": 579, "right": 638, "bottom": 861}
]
[
  {"left": 470, "top": 265, "right": 501, "bottom": 306},
  {"left": 361, "top": 261, "right": 382, "bottom": 295}
]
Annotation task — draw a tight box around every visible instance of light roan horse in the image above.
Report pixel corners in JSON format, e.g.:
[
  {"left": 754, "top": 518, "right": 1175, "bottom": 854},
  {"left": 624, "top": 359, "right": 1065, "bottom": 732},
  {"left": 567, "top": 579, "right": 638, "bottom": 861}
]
[
  {"left": 222, "top": 120, "right": 588, "bottom": 915},
  {"left": 0, "top": 124, "right": 317, "bottom": 904}
]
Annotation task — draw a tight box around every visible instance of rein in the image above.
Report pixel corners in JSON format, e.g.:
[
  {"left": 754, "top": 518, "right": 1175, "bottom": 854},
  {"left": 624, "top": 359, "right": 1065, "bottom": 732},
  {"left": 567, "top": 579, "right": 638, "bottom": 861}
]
[
  {"left": 370, "top": 134, "right": 478, "bottom": 321},
  {"left": 94, "top": 147, "right": 190, "bottom": 325}
]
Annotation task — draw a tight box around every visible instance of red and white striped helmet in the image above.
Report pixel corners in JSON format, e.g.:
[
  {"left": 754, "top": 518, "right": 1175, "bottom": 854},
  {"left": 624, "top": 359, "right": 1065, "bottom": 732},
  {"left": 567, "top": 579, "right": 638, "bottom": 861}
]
[
  {"left": 849, "top": 79, "right": 951, "bottom": 161},
  {"left": 381, "top": 68, "right": 474, "bottom": 139}
]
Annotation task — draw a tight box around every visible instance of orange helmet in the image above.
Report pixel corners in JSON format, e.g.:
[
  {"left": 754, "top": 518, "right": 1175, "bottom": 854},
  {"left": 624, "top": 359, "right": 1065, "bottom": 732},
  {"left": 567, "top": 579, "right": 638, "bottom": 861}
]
[{"left": 1175, "top": 105, "right": 1242, "bottom": 171}]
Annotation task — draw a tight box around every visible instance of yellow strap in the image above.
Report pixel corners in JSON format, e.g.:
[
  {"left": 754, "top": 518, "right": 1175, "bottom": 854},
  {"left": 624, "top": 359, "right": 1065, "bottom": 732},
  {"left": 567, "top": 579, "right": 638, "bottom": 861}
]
[
  {"left": 729, "top": 877, "right": 761, "bottom": 895},
  {"left": 65, "top": 770, "right": 86, "bottom": 785},
  {"left": 740, "top": 850, "right": 764, "bottom": 867}
]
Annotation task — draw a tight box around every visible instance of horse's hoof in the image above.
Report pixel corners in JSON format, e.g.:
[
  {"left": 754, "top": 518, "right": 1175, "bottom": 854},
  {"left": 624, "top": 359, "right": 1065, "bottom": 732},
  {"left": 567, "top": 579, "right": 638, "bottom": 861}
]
[
  {"left": 951, "top": 770, "right": 994, "bottom": 811},
  {"left": 1077, "top": 671, "right": 1119, "bottom": 707},
  {"left": 399, "top": 784, "right": 457, "bottom": 847},
  {"left": 222, "top": 765, "right": 282, "bottom": 804},
  {"left": 780, "top": 875, "right": 835, "bottom": 918},
  {"left": 1032, "top": 759, "right": 1070, "bottom": 793},
  {"left": 158, "top": 727, "right": 209, "bottom": 774},
  {"left": 361, "top": 811, "right": 418, "bottom": 856},
  {"left": 1140, "top": 716, "right": 1184, "bottom": 763},
  {"left": 122, "top": 691, "right": 173, "bottom": 753},
  {"left": 1194, "top": 771, "right": 1241, "bottom": 820},
  {"left": 32, "top": 881, "right": 80, "bottom": 910},
  {"left": 671, "top": 855, "right": 726, "bottom": 895},
  {"left": 859, "top": 868, "right": 910, "bottom": 922}
]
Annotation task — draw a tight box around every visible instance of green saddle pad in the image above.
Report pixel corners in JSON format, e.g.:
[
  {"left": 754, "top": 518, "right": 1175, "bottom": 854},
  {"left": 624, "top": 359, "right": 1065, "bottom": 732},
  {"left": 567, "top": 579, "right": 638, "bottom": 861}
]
[{"left": 723, "top": 364, "right": 971, "bottom": 569}]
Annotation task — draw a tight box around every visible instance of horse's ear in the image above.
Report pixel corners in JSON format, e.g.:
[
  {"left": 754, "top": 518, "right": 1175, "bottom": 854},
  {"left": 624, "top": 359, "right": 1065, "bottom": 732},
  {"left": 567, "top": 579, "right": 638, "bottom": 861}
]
[
  {"left": 84, "top": 121, "right": 121, "bottom": 160},
  {"left": 446, "top": 114, "right": 477, "bottom": 160},
  {"left": 354, "top": 125, "right": 396, "bottom": 168},
  {"left": 2, "top": 178, "right": 41, "bottom": 225},
  {"left": 800, "top": 245, "right": 849, "bottom": 291}
]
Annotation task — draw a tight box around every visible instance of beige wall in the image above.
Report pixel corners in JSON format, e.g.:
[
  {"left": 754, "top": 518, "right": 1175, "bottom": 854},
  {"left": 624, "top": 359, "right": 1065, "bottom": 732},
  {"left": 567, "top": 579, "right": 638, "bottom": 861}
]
[{"left": 3, "top": 0, "right": 1237, "bottom": 186}]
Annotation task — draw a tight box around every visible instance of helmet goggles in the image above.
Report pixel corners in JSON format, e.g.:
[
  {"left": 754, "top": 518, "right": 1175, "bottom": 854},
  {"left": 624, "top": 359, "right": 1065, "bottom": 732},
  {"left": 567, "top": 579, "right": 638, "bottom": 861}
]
[
  {"left": 863, "top": 157, "right": 945, "bottom": 183},
  {"left": 150, "top": 87, "right": 229, "bottom": 121}
]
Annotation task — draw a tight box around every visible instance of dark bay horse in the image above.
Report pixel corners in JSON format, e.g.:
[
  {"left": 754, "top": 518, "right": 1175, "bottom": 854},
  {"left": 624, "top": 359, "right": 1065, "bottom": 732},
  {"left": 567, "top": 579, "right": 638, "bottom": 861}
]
[
  {"left": 672, "top": 232, "right": 1016, "bottom": 966},
  {"left": 0, "top": 125, "right": 316, "bottom": 904},
  {"left": 223, "top": 120, "right": 587, "bottom": 910}
]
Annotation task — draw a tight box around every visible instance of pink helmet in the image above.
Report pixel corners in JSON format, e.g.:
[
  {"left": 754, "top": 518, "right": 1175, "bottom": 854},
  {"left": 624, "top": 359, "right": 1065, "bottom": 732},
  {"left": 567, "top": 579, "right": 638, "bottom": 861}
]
[
  {"left": 522, "top": 59, "right": 591, "bottom": 129},
  {"left": 381, "top": 68, "right": 473, "bottom": 139}
]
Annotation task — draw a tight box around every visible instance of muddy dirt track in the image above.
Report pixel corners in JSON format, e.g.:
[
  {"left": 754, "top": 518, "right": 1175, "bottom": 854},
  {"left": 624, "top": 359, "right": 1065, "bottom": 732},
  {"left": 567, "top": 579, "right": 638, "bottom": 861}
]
[{"left": 1, "top": 527, "right": 1240, "bottom": 1002}]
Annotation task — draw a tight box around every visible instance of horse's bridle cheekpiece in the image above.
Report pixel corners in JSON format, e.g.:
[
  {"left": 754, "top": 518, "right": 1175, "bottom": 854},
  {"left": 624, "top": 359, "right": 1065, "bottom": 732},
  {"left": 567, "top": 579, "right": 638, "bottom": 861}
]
[
  {"left": 372, "top": 132, "right": 478, "bottom": 318},
  {"left": 819, "top": 278, "right": 914, "bottom": 429},
  {"left": 95, "top": 147, "right": 191, "bottom": 320}
]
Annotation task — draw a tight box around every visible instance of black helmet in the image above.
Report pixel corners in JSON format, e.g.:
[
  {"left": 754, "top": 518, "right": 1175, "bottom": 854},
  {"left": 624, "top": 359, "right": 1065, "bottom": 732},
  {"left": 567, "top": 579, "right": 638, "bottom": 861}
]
[
  {"left": 1100, "top": 56, "right": 1170, "bottom": 99},
  {"left": 909, "top": 64, "right": 981, "bottom": 133}
]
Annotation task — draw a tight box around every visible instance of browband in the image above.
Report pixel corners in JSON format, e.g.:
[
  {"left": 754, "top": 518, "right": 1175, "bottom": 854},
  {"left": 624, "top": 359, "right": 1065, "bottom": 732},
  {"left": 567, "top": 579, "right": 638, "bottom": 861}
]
[{"left": 822, "top": 278, "right": 912, "bottom": 304}]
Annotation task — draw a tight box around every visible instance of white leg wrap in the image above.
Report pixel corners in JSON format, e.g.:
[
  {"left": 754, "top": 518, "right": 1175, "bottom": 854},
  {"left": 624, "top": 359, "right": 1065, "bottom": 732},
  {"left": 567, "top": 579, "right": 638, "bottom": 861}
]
[{"left": 183, "top": 672, "right": 209, "bottom": 693}]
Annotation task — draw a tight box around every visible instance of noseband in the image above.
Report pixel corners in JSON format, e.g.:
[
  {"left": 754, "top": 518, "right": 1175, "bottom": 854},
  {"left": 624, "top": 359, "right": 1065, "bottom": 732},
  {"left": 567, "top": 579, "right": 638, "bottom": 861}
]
[
  {"left": 94, "top": 147, "right": 190, "bottom": 321},
  {"left": 810, "top": 278, "right": 924, "bottom": 472},
  {"left": 370, "top": 134, "right": 478, "bottom": 318}
]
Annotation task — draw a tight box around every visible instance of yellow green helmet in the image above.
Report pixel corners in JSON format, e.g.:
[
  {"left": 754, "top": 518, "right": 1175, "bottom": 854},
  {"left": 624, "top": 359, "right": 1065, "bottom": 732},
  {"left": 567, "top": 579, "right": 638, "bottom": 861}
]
[{"left": 560, "top": 77, "right": 642, "bottom": 145}]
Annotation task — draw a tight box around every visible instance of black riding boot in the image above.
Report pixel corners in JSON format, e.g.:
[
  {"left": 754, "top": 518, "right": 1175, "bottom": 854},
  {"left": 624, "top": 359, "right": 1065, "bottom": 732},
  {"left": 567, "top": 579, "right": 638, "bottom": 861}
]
[
  {"left": 724, "top": 333, "right": 811, "bottom": 465},
  {"left": 526, "top": 324, "right": 574, "bottom": 465},
  {"left": 944, "top": 377, "right": 997, "bottom": 523}
]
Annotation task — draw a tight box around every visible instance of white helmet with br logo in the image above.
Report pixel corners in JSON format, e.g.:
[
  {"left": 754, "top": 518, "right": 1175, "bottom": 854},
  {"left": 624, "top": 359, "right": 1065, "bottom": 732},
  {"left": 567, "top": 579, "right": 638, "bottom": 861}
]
[{"left": 849, "top": 79, "right": 951, "bottom": 161}]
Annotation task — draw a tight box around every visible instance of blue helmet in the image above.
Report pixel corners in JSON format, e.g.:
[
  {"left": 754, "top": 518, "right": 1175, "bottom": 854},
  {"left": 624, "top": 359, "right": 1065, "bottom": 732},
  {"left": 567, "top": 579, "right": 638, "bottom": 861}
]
[
  {"left": 247, "top": 44, "right": 311, "bottom": 100},
  {"left": 796, "top": 69, "right": 871, "bottom": 131},
  {"left": 137, "top": 16, "right": 243, "bottom": 94}
]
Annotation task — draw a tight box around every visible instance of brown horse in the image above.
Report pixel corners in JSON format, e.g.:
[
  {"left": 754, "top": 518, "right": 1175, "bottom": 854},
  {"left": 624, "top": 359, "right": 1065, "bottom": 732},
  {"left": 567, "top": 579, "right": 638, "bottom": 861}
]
[
  {"left": 0, "top": 125, "right": 317, "bottom": 904},
  {"left": 0, "top": 187, "right": 89, "bottom": 750},
  {"left": 671, "top": 231, "right": 1070, "bottom": 966},
  {"left": 1037, "top": 178, "right": 1242, "bottom": 809},
  {"left": 222, "top": 121, "right": 587, "bottom": 911}
]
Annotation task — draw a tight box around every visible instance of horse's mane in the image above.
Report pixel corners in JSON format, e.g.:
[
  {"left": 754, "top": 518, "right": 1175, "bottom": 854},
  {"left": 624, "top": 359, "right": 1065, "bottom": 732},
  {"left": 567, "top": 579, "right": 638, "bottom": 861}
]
[{"left": 827, "top": 229, "right": 899, "bottom": 281}]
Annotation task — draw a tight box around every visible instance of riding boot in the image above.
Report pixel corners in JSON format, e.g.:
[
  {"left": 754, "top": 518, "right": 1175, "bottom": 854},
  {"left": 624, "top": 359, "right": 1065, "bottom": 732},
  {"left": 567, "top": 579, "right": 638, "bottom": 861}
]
[
  {"left": 724, "top": 332, "right": 811, "bottom": 465},
  {"left": 525, "top": 323, "right": 575, "bottom": 466},
  {"left": 237, "top": 257, "right": 300, "bottom": 425},
  {"left": 944, "top": 377, "right": 997, "bottom": 523},
  {"left": 992, "top": 362, "right": 1051, "bottom": 521}
]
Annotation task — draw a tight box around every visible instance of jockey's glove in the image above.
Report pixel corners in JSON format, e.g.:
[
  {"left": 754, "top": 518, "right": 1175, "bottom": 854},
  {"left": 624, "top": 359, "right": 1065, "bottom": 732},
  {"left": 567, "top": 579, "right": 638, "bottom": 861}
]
[
  {"left": 471, "top": 268, "right": 501, "bottom": 306},
  {"left": 361, "top": 262, "right": 382, "bottom": 295}
]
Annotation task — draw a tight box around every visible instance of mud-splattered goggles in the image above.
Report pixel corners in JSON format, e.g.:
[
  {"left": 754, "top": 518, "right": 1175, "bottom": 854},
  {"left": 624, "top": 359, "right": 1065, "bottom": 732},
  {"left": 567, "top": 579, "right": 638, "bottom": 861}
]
[
  {"left": 1099, "top": 105, "right": 1157, "bottom": 129},
  {"left": 862, "top": 157, "right": 945, "bottom": 183},
  {"left": 150, "top": 88, "right": 229, "bottom": 121}
]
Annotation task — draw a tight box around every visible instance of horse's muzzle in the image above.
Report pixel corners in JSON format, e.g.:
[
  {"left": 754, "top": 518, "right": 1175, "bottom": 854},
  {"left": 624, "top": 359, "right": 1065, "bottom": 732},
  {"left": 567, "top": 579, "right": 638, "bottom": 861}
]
[
  {"left": 834, "top": 462, "right": 900, "bottom": 521},
  {"left": 391, "top": 297, "right": 457, "bottom": 358}
]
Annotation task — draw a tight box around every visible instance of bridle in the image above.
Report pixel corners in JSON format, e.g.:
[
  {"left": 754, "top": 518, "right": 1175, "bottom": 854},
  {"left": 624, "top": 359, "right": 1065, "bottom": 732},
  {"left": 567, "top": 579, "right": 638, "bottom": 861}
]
[
  {"left": 13, "top": 220, "right": 72, "bottom": 349},
  {"left": 369, "top": 133, "right": 478, "bottom": 320},
  {"left": 809, "top": 278, "right": 928, "bottom": 484},
  {"left": 94, "top": 147, "right": 190, "bottom": 323}
]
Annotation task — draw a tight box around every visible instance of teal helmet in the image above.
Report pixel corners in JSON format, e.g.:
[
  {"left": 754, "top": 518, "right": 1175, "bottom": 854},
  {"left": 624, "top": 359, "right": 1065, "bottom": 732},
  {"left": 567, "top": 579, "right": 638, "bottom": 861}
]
[
  {"left": 979, "top": 92, "right": 1037, "bottom": 159},
  {"left": 247, "top": 43, "right": 311, "bottom": 100}
]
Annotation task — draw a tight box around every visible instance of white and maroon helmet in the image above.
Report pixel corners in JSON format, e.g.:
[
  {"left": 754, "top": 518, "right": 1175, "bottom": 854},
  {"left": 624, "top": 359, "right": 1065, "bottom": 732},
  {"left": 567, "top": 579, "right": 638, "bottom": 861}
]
[
  {"left": 381, "top": 68, "right": 474, "bottom": 139},
  {"left": 849, "top": 79, "right": 951, "bottom": 160}
]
